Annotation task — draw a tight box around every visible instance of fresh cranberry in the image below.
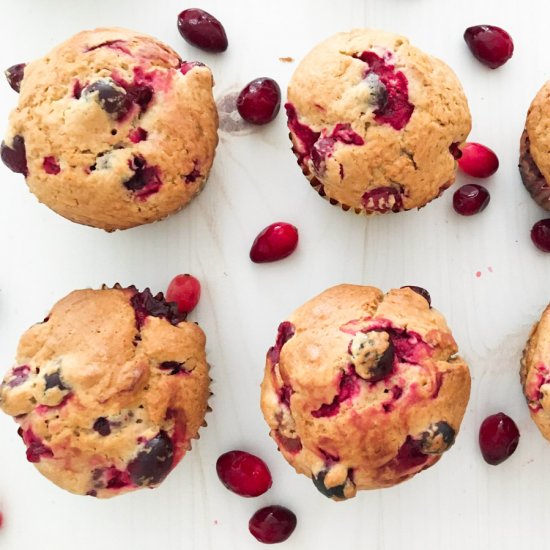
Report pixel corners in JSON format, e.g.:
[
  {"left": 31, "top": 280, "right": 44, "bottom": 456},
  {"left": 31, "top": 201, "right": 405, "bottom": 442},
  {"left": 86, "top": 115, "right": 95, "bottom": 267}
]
[
  {"left": 177, "top": 8, "right": 228, "bottom": 53},
  {"left": 453, "top": 184, "right": 490, "bottom": 216},
  {"left": 5, "top": 63, "right": 25, "bottom": 92},
  {"left": 250, "top": 222, "right": 298, "bottom": 263},
  {"left": 464, "top": 25, "right": 514, "bottom": 69},
  {"left": 531, "top": 219, "right": 550, "bottom": 252},
  {"left": 237, "top": 78, "right": 281, "bottom": 125},
  {"left": 1, "top": 135, "right": 28, "bottom": 176},
  {"left": 249, "top": 505, "right": 297, "bottom": 544},
  {"left": 128, "top": 431, "right": 174, "bottom": 486},
  {"left": 166, "top": 274, "right": 201, "bottom": 314},
  {"left": 457, "top": 143, "right": 499, "bottom": 178},
  {"left": 216, "top": 450, "right": 272, "bottom": 497},
  {"left": 401, "top": 286, "right": 431, "bottom": 307},
  {"left": 479, "top": 412, "right": 520, "bottom": 465}
]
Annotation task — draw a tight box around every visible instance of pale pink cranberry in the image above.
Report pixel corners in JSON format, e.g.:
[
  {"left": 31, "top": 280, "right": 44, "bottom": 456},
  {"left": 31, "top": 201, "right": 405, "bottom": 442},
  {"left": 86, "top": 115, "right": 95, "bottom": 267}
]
[
  {"left": 464, "top": 25, "right": 514, "bottom": 69},
  {"left": 453, "top": 184, "right": 490, "bottom": 216},
  {"left": 5, "top": 63, "right": 25, "bottom": 92},
  {"left": 457, "top": 143, "right": 499, "bottom": 178},
  {"left": 250, "top": 222, "right": 298, "bottom": 263},
  {"left": 531, "top": 219, "right": 550, "bottom": 252},
  {"left": 237, "top": 78, "right": 281, "bottom": 125},
  {"left": 249, "top": 505, "right": 297, "bottom": 544},
  {"left": 177, "top": 8, "right": 228, "bottom": 52},
  {"left": 166, "top": 274, "right": 201, "bottom": 314},
  {"left": 216, "top": 450, "right": 272, "bottom": 497},
  {"left": 479, "top": 412, "right": 520, "bottom": 465}
]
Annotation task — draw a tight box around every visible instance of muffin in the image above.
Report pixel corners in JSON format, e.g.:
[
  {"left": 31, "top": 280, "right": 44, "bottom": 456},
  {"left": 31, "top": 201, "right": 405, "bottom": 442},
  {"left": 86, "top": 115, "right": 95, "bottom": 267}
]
[
  {"left": 260, "top": 285, "right": 470, "bottom": 500},
  {"left": 519, "top": 82, "right": 550, "bottom": 210},
  {"left": 285, "top": 29, "right": 471, "bottom": 213},
  {"left": 0, "top": 27, "right": 218, "bottom": 231},
  {"left": 521, "top": 303, "right": 550, "bottom": 438},
  {"left": 0, "top": 285, "right": 210, "bottom": 498}
]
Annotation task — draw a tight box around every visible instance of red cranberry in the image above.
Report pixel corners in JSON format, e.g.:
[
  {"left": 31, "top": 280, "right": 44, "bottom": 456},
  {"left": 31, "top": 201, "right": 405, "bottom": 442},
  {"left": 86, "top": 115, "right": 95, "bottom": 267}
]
[
  {"left": 84, "top": 80, "right": 130, "bottom": 118},
  {"left": 464, "top": 25, "right": 514, "bottom": 69},
  {"left": 457, "top": 143, "right": 499, "bottom": 178},
  {"left": 453, "top": 184, "right": 490, "bottom": 216},
  {"left": 249, "top": 505, "right": 297, "bottom": 544},
  {"left": 128, "top": 431, "right": 174, "bottom": 486},
  {"left": 5, "top": 63, "right": 25, "bottom": 92},
  {"left": 237, "top": 78, "right": 281, "bottom": 125},
  {"left": 531, "top": 219, "right": 550, "bottom": 252},
  {"left": 177, "top": 8, "right": 228, "bottom": 53},
  {"left": 216, "top": 450, "right": 272, "bottom": 497},
  {"left": 43, "top": 156, "right": 60, "bottom": 175},
  {"left": 401, "top": 286, "right": 431, "bottom": 306},
  {"left": 166, "top": 274, "right": 201, "bottom": 314},
  {"left": 250, "top": 222, "right": 298, "bottom": 263},
  {"left": 479, "top": 412, "right": 520, "bottom": 465},
  {"left": 1, "top": 135, "right": 28, "bottom": 176}
]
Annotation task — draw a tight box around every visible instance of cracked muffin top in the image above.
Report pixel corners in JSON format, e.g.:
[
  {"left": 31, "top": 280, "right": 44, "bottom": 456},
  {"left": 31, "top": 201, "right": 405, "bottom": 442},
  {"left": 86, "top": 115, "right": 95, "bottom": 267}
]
[
  {"left": 285, "top": 29, "right": 471, "bottom": 214},
  {"left": 260, "top": 284, "right": 471, "bottom": 500},
  {"left": 0, "top": 286, "right": 210, "bottom": 498},
  {"left": 0, "top": 27, "right": 218, "bottom": 231}
]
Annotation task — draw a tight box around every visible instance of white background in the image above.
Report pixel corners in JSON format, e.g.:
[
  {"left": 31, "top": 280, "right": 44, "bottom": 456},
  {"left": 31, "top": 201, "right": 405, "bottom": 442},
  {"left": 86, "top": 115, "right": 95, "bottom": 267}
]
[{"left": 0, "top": 0, "right": 548, "bottom": 549}]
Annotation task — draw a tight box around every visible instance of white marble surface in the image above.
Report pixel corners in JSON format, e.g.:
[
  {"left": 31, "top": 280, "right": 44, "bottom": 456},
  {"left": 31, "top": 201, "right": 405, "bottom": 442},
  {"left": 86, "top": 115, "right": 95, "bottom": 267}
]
[{"left": 0, "top": 0, "right": 548, "bottom": 548}]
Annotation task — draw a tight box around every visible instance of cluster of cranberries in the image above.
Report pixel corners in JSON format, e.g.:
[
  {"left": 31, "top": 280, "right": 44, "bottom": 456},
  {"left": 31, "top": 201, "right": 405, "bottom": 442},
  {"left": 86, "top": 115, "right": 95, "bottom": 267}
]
[{"left": 216, "top": 450, "right": 297, "bottom": 544}]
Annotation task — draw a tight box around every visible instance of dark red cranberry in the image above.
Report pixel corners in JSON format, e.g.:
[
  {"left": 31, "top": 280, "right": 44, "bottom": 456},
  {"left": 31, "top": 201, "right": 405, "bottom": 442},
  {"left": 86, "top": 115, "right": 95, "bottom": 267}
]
[
  {"left": 250, "top": 222, "right": 299, "bottom": 263},
  {"left": 159, "top": 361, "right": 187, "bottom": 375},
  {"left": 267, "top": 321, "right": 296, "bottom": 364},
  {"left": 44, "top": 370, "right": 68, "bottom": 391},
  {"left": 124, "top": 157, "right": 162, "bottom": 199},
  {"left": 128, "top": 431, "right": 174, "bottom": 485},
  {"left": 391, "top": 436, "right": 429, "bottom": 472},
  {"left": 362, "top": 186, "right": 403, "bottom": 213},
  {"left": 449, "top": 142, "right": 463, "bottom": 160},
  {"left": 216, "top": 450, "right": 272, "bottom": 497},
  {"left": 452, "top": 184, "right": 490, "bottom": 216},
  {"left": 105, "top": 467, "right": 131, "bottom": 489},
  {"left": 311, "top": 369, "right": 360, "bottom": 418},
  {"left": 249, "top": 505, "right": 297, "bottom": 544},
  {"left": 420, "top": 421, "right": 456, "bottom": 454},
  {"left": 130, "top": 288, "right": 186, "bottom": 328},
  {"left": 84, "top": 80, "right": 130, "bottom": 118},
  {"left": 531, "top": 219, "right": 550, "bottom": 252},
  {"left": 93, "top": 417, "right": 111, "bottom": 436},
  {"left": 22, "top": 429, "right": 53, "bottom": 463},
  {"left": 312, "top": 470, "right": 348, "bottom": 499},
  {"left": 354, "top": 51, "right": 414, "bottom": 130},
  {"left": 401, "top": 286, "right": 431, "bottom": 307},
  {"left": 5, "top": 63, "right": 26, "bottom": 92},
  {"left": 479, "top": 412, "right": 520, "bottom": 465},
  {"left": 457, "top": 142, "right": 499, "bottom": 178},
  {"left": 180, "top": 61, "right": 206, "bottom": 75},
  {"left": 166, "top": 274, "right": 201, "bottom": 314},
  {"left": 464, "top": 25, "right": 514, "bottom": 69},
  {"left": 177, "top": 8, "right": 228, "bottom": 53},
  {"left": 1, "top": 135, "right": 28, "bottom": 176},
  {"left": 43, "top": 156, "right": 60, "bottom": 175},
  {"left": 237, "top": 78, "right": 281, "bottom": 125}
]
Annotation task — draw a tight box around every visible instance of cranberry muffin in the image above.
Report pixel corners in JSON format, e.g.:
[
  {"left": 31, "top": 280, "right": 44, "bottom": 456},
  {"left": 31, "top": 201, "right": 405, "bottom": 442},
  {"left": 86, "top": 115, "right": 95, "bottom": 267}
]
[
  {"left": 521, "top": 303, "right": 550, "bottom": 437},
  {"left": 0, "top": 27, "right": 218, "bottom": 231},
  {"left": 0, "top": 285, "right": 210, "bottom": 498},
  {"left": 519, "top": 82, "right": 550, "bottom": 210},
  {"left": 260, "top": 285, "right": 470, "bottom": 500},
  {"left": 286, "top": 29, "right": 471, "bottom": 213}
]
